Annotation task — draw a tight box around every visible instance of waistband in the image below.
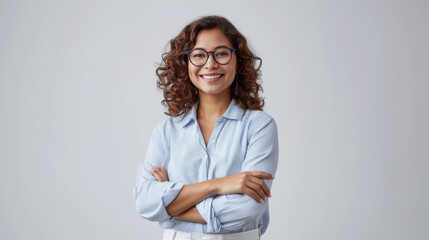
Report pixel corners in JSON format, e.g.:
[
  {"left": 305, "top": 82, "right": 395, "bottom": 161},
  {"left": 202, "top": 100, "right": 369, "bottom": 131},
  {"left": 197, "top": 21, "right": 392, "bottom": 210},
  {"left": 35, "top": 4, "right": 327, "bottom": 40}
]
[{"left": 162, "top": 228, "right": 260, "bottom": 240}]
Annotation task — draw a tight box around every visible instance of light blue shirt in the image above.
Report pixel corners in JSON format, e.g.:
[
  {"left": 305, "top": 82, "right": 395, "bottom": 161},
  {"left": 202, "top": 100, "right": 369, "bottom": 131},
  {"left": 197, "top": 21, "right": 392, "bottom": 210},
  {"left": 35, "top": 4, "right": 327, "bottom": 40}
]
[{"left": 134, "top": 99, "right": 278, "bottom": 234}]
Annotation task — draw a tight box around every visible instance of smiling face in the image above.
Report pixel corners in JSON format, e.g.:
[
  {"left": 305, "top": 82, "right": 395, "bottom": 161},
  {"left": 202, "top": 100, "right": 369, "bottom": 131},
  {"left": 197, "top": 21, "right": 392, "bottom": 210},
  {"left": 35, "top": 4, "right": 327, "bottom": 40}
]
[{"left": 188, "top": 28, "right": 237, "bottom": 99}]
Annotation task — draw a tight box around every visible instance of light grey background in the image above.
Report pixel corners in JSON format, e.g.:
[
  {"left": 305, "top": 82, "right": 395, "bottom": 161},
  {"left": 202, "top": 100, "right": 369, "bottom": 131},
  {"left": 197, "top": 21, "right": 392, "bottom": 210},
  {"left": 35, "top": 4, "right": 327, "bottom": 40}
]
[{"left": 0, "top": 0, "right": 428, "bottom": 239}]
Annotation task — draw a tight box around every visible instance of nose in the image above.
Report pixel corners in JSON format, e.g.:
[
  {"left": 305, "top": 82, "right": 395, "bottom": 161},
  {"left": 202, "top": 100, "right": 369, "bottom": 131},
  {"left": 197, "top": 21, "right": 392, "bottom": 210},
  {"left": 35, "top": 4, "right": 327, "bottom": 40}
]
[{"left": 204, "top": 54, "right": 218, "bottom": 68}]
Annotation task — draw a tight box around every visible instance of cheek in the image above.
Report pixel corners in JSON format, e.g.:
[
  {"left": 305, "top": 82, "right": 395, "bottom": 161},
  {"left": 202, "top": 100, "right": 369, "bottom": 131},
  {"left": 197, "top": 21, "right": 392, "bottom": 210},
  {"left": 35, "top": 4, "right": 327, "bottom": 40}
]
[
  {"left": 187, "top": 64, "right": 192, "bottom": 75},
  {"left": 188, "top": 66, "right": 199, "bottom": 84},
  {"left": 230, "top": 59, "right": 238, "bottom": 75},
  {"left": 228, "top": 64, "right": 237, "bottom": 77},
  {"left": 188, "top": 65, "right": 198, "bottom": 76}
]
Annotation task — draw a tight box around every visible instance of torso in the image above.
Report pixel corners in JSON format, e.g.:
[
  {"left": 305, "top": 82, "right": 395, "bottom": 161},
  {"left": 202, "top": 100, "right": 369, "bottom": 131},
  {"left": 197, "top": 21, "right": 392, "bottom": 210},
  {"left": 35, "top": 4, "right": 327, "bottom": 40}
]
[{"left": 197, "top": 118, "right": 215, "bottom": 146}]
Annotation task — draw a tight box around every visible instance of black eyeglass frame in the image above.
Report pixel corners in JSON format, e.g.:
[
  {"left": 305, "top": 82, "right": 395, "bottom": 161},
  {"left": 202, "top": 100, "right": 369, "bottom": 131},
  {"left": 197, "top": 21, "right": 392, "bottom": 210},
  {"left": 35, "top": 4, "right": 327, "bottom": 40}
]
[{"left": 185, "top": 47, "right": 237, "bottom": 67}]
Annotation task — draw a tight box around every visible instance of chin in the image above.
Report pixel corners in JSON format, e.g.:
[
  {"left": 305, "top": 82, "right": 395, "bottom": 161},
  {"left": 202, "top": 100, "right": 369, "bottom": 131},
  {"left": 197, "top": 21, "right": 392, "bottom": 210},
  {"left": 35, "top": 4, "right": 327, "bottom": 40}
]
[
  {"left": 198, "top": 86, "right": 231, "bottom": 96},
  {"left": 199, "top": 88, "right": 222, "bottom": 95}
]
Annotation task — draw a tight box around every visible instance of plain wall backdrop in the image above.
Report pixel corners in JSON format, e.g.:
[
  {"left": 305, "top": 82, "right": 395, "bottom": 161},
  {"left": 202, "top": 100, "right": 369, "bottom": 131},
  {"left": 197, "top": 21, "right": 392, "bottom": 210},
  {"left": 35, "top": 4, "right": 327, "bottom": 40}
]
[{"left": 0, "top": 0, "right": 428, "bottom": 239}]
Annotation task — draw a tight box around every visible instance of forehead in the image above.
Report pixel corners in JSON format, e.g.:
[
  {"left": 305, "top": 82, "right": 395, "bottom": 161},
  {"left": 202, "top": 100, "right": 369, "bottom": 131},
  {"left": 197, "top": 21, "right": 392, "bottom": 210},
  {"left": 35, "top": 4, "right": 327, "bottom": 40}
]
[{"left": 194, "top": 28, "right": 233, "bottom": 50}]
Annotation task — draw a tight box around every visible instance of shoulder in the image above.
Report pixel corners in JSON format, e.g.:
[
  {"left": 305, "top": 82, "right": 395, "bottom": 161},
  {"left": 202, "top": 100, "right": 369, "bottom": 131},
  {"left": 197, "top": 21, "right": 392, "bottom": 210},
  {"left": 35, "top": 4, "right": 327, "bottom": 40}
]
[
  {"left": 152, "top": 115, "right": 188, "bottom": 138},
  {"left": 242, "top": 109, "right": 277, "bottom": 137},
  {"left": 152, "top": 116, "right": 175, "bottom": 133},
  {"left": 243, "top": 109, "right": 276, "bottom": 128}
]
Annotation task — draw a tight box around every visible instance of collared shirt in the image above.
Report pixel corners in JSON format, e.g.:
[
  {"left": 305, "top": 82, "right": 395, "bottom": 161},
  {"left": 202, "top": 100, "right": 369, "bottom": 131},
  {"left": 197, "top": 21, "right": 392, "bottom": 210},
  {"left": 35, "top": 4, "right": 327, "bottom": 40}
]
[{"left": 133, "top": 99, "right": 278, "bottom": 234}]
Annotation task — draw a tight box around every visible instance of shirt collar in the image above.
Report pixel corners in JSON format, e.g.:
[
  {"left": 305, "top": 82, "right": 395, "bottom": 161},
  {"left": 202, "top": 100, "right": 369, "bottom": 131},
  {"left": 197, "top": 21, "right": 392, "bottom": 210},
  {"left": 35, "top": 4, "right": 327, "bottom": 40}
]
[
  {"left": 174, "top": 103, "right": 198, "bottom": 128},
  {"left": 175, "top": 99, "right": 245, "bottom": 128},
  {"left": 223, "top": 99, "right": 245, "bottom": 120}
]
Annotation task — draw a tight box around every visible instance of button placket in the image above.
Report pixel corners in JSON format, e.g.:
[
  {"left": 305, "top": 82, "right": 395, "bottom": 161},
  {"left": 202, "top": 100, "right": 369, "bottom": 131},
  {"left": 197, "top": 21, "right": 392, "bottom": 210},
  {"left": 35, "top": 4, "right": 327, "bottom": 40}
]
[
  {"left": 207, "top": 117, "right": 225, "bottom": 149},
  {"left": 199, "top": 117, "right": 227, "bottom": 181},
  {"left": 203, "top": 153, "right": 210, "bottom": 180},
  {"left": 195, "top": 123, "right": 209, "bottom": 181}
]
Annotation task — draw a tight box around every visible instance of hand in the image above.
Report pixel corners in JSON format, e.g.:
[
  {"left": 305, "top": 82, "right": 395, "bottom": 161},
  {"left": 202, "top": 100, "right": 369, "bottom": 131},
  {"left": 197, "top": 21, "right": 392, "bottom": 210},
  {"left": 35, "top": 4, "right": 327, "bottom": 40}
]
[
  {"left": 149, "top": 164, "right": 169, "bottom": 182},
  {"left": 212, "top": 171, "right": 274, "bottom": 203}
]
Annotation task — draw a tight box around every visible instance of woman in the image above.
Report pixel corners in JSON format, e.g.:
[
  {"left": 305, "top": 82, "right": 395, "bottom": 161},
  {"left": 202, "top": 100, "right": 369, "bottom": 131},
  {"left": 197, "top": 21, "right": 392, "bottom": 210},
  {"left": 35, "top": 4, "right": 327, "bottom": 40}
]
[{"left": 134, "top": 16, "right": 278, "bottom": 240}]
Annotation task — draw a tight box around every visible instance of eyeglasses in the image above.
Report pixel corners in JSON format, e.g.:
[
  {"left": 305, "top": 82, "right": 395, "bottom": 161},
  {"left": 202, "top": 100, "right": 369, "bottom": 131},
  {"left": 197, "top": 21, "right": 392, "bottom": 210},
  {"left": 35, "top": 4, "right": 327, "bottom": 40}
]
[{"left": 185, "top": 47, "right": 236, "bottom": 67}]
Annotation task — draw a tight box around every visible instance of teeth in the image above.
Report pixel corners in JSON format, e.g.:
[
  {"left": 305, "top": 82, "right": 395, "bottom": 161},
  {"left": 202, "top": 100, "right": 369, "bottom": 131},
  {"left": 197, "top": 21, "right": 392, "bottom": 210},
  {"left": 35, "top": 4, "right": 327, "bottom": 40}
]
[{"left": 202, "top": 74, "right": 222, "bottom": 79}]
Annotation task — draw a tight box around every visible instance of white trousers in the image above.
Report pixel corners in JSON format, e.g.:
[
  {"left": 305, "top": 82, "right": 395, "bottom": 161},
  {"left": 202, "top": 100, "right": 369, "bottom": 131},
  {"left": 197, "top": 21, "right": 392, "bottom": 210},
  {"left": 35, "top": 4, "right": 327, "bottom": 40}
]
[{"left": 162, "top": 228, "right": 261, "bottom": 240}]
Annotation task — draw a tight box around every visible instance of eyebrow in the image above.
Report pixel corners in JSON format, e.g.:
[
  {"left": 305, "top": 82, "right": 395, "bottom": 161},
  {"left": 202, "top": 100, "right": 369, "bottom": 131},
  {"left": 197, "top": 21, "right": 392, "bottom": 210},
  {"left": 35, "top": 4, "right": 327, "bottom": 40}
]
[{"left": 192, "top": 45, "right": 230, "bottom": 51}]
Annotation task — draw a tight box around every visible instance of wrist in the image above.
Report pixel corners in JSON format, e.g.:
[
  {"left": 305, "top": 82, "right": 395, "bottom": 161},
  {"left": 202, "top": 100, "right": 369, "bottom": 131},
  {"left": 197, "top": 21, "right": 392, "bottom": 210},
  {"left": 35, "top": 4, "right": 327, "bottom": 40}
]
[{"left": 204, "top": 178, "right": 219, "bottom": 196}]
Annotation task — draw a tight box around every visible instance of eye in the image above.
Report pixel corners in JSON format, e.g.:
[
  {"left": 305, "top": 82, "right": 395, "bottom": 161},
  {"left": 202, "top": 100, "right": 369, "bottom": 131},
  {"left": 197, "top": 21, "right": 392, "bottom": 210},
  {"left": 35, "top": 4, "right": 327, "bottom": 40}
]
[
  {"left": 192, "top": 53, "right": 206, "bottom": 58},
  {"left": 215, "top": 49, "right": 230, "bottom": 57}
]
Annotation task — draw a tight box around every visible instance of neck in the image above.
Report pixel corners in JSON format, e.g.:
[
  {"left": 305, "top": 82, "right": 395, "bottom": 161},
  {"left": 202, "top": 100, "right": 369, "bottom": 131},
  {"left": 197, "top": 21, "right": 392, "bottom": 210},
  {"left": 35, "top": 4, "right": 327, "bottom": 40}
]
[{"left": 197, "top": 91, "right": 231, "bottom": 121}]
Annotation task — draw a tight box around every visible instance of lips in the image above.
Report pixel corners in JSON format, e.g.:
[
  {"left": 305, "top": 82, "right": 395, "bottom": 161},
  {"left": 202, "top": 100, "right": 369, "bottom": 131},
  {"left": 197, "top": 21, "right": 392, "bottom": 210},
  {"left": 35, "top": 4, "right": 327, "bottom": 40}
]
[{"left": 200, "top": 74, "right": 224, "bottom": 81}]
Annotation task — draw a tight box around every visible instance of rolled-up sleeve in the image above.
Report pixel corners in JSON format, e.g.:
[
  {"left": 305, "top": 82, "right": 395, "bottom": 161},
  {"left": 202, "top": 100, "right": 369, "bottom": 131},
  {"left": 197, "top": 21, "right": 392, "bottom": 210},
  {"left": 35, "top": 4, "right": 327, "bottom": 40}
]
[
  {"left": 133, "top": 123, "right": 185, "bottom": 222},
  {"left": 197, "top": 114, "right": 279, "bottom": 234}
]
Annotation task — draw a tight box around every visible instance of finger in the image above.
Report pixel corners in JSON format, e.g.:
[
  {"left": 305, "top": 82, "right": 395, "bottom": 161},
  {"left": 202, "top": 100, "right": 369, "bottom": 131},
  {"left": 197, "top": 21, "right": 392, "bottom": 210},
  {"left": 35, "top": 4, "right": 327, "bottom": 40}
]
[
  {"left": 153, "top": 166, "right": 168, "bottom": 180},
  {"left": 249, "top": 176, "right": 271, "bottom": 197},
  {"left": 245, "top": 180, "right": 266, "bottom": 201},
  {"left": 249, "top": 171, "right": 274, "bottom": 180},
  {"left": 160, "top": 165, "right": 167, "bottom": 176},
  {"left": 149, "top": 169, "right": 163, "bottom": 182},
  {"left": 161, "top": 165, "right": 169, "bottom": 181},
  {"left": 250, "top": 171, "right": 274, "bottom": 179},
  {"left": 156, "top": 167, "right": 168, "bottom": 182},
  {"left": 243, "top": 188, "right": 263, "bottom": 203}
]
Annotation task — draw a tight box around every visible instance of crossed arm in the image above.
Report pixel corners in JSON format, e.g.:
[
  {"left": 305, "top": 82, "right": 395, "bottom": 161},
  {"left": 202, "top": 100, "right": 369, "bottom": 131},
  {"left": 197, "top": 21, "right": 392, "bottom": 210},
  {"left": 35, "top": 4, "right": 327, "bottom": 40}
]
[
  {"left": 135, "top": 115, "right": 278, "bottom": 232},
  {"left": 149, "top": 165, "right": 273, "bottom": 223}
]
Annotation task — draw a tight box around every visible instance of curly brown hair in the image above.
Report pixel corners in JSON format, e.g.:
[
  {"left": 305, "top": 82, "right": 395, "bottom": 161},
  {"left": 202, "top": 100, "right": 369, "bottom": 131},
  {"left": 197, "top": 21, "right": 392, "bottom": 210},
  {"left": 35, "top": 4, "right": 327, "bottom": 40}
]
[{"left": 156, "top": 15, "right": 264, "bottom": 117}]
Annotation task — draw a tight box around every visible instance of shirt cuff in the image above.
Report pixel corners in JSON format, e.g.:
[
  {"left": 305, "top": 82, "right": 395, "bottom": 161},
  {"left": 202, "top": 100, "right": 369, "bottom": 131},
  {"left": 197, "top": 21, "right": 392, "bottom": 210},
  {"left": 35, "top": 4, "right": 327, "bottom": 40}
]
[
  {"left": 162, "top": 182, "right": 185, "bottom": 210},
  {"left": 196, "top": 197, "right": 221, "bottom": 233}
]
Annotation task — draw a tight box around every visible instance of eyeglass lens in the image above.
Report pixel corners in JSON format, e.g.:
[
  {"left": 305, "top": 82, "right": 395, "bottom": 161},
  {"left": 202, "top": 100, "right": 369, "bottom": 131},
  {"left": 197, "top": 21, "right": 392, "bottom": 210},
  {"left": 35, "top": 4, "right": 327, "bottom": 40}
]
[{"left": 189, "top": 48, "right": 233, "bottom": 66}]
